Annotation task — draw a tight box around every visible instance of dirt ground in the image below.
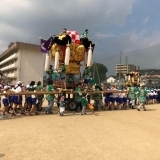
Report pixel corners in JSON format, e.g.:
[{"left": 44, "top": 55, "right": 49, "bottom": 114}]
[{"left": 0, "top": 102, "right": 160, "bottom": 160}]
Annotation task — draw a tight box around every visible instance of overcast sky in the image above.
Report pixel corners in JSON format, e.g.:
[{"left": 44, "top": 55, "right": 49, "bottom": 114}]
[{"left": 1, "top": 0, "right": 160, "bottom": 75}]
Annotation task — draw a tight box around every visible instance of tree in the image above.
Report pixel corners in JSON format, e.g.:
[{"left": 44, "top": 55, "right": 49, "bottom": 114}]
[
  {"left": 116, "top": 72, "right": 124, "bottom": 78},
  {"left": 90, "top": 62, "right": 108, "bottom": 83}
]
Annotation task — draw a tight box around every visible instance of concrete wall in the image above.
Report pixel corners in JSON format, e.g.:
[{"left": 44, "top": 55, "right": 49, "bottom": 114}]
[{"left": 19, "top": 48, "right": 44, "bottom": 85}]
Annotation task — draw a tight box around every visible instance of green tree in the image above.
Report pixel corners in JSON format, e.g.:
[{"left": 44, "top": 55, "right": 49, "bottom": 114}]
[
  {"left": 116, "top": 72, "right": 124, "bottom": 78},
  {"left": 90, "top": 62, "right": 108, "bottom": 83}
]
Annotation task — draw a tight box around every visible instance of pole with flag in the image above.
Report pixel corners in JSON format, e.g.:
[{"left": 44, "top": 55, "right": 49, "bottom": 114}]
[
  {"left": 39, "top": 37, "right": 50, "bottom": 71},
  {"left": 39, "top": 37, "right": 48, "bottom": 53}
]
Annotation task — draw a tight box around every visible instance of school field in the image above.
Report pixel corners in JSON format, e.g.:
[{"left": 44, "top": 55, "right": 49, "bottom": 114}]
[{"left": 0, "top": 103, "right": 160, "bottom": 160}]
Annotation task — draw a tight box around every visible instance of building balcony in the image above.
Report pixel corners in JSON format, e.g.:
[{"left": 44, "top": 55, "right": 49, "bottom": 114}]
[
  {"left": 0, "top": 54, "right": 18, "bottom": 65},
  {"left": 7, "top": 73, "right": 17, "bottom": 78},
  {"left": 1, "top": 63, "right": 18, "bottom": 71}
]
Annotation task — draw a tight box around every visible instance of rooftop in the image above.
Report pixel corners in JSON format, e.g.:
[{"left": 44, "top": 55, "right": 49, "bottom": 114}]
[{"left": 0, "top": 42, "right": 40, "bottom": 59}]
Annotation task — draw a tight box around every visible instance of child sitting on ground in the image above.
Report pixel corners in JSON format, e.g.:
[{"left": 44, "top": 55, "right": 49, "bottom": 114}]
[{"left": 58, "top": 93, "right": 66, "bottom": 116}]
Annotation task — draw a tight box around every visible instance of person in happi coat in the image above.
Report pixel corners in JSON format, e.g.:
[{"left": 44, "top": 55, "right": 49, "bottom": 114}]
[{"left": 137, "top": 85, "right": 147, "bottom": 111}]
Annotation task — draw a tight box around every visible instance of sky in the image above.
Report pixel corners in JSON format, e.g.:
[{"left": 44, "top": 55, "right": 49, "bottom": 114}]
[{"left": 1, "top": 0, "right": 160, "bottom": 75}]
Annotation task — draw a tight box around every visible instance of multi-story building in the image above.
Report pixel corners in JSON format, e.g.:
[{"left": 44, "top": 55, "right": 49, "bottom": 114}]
[
  {"left": 0, "top": 42, "right": 44, "bottom": 85},
  {"left": 116, "top": 64, "right": 140, "bottom": 76}
]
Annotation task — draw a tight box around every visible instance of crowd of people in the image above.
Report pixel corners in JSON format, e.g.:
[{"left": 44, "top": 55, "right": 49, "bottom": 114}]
[{"left": 0, "top": 65, "right": 159, "bottom": 118}]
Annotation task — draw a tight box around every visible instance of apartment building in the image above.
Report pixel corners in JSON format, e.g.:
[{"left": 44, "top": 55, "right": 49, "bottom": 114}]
[
  {"left": 0, "top": 42, "right": 44, "bottom": 85},
  {"left": 116, "top": 64, "right": 140, "bottom": 75}
]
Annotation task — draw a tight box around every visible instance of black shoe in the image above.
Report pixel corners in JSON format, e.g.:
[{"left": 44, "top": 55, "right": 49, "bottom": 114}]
[
  {"left": 44, "top": 109, "right": 47, "bottom": 114},
  {"left": 47, "top": 112, "right": 53, "bottom": 114},
  {"left": 137, "top": 108, "right": 140, "bottom": 111},
  {"left": 15, "top": 108, "right": 19, "bottom": 114},
  {"left": 21, "top": 112, "right": 26, "bottom": 115}
]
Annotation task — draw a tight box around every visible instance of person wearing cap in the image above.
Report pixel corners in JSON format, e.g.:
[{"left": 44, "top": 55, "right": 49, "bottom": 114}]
[
  {"left": 1, "top": 86, "right": 10, "bottom": 118},
  {"left": 11, "top": 81, "right": 26, "bottom": 116},
  {"left": 137, "top": 85, "right": 147, "bottom": 111},
  {"left": 29, "top": 85, "right": 39, "bottom": 116},
  {"left": 23, "top": 84, "right": 32, "bottom": 112}
]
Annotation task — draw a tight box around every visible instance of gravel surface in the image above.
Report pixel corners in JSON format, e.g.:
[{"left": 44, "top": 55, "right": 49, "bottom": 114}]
[{"left": 0, "top": 103, "right": 160, "bottom": 160}]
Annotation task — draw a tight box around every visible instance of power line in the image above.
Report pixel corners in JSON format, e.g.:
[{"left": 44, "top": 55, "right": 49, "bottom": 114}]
[
  {"left": 96, "top": 42, "right": 160, "bottom": 60},
  {"left": 122, "top": 43, "right": 160, "bottom": 54}
]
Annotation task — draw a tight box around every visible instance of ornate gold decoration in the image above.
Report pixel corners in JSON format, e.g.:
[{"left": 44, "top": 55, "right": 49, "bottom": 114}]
[{"left": 51, "top": 43, "right": 85, "bottom": 62}]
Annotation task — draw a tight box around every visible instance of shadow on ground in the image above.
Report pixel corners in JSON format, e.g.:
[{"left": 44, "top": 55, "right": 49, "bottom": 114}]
[{"left": 0, "top": 154, "right": 5, "bottom": 158}]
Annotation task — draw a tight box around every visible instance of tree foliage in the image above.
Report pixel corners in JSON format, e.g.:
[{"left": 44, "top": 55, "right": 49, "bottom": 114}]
[
  {"left": 116, "top": 72, "right": 124, "bottom": 77},
  {"left": 90, "top": 62, "right": 108, "bottom": 83}
]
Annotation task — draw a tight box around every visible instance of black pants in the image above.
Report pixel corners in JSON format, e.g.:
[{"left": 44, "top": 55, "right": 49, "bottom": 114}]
[
  {"left": 94, "top": 100, "right": 99, "bottom": 111},
  {"left": 75, "top": 102, "right": 82, "bottom": 112},
  {"left": 87, "top": 95, "right": 91, "bottom": 104}
]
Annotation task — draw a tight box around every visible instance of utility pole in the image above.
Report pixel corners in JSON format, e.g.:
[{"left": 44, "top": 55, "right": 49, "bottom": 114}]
[
  {"left": 119, "top": 50, "right": 122, "bottom": 87},
  {"left": 125, "top": 56, "right": 128, "bottom": 65}
]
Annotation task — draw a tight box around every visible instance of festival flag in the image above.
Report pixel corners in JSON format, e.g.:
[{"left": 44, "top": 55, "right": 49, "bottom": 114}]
[
  {"left": 43, "top": 36, "right": 55, "bottom": 51},
  {"left": 40, "top": 38, "right": 48, "bottom": 53}
]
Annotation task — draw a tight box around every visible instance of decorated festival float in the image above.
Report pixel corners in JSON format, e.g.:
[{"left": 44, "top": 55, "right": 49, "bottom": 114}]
[
  {"left": 43, "top": 28, "right": 95, "bottom": 88},
  {"left": 41, "top": 29, "right": 95, "bottom": 110},
  {"left": 125, "top": 70, "right": 141, "bottom": 86}
]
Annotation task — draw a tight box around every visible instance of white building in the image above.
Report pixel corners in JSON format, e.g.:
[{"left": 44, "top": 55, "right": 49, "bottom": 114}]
[
  {"left": 106, "top": 75, "right": 125, "bottom": 86},
  {"left": 116, "top": 64, "right": 140, "bottom": 75},
  {"left": 0, "top": 42, "right": 44, "bottom": 85}
]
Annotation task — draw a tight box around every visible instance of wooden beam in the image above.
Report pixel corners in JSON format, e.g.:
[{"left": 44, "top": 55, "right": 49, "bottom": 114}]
[{"left": 0, "top": 90, "right": 127, "bottom": 95}]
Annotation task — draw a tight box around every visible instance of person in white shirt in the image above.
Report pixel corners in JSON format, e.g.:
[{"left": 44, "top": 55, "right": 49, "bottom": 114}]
[
  {"left": 118, "top": 90, "right": 124, "bottom": 110},
  {"left": 11, "top": 81, "right": 26, "bottom": 116},
  {"left": 23, "top": 84, "right": 32, "bottom": 112},
  {"left": 29, "top": 85, "right": 39, "bottom": 116},
  {"left": 1, "top": 86, "right": 10, "bottom": 118},
  {"left": 110, "top": 86, "right": 118, "bottom": 110},
  {"left": 153, "top": 89, "right": 157, "bottom": 103},
  {"left": 122, "top": 88, "right": 128, "bottom": 109},
  {"left": 149, "top": 90, "right": 154, "bottom": 104},
  {"left": 7, "top": 86, "right": 15, "bottom": 113}
]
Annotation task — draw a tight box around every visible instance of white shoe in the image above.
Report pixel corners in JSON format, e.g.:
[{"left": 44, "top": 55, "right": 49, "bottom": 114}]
[{"left": 2, "top": 114, "right": 7, "bottom": 118}]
